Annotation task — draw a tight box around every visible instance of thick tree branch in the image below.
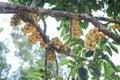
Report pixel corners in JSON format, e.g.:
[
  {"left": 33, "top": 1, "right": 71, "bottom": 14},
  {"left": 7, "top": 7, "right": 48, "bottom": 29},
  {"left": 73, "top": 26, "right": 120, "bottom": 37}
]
[{"left": 0, "top": 2, "right": 120, "bottom": 43}]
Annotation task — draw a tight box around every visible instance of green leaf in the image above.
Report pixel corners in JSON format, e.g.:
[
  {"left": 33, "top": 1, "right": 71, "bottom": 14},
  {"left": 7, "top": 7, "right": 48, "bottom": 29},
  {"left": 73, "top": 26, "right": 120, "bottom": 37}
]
[
  {"left": 104, "top": 62, "right": 115, "bottom": 78},
  {"left": 80, "top": 21, "right": 88, "bottom": 29},
  {"left": 95, "top": 48, "right": 103, "bottom": 54},
  {"left": 60, "top": 27, "right": 66, "bottom": 37},
  {"left": 102, "top": 45, "right": 112, "bottom": 56},
  {"left": 109, "top": 43, "right": 118, "bottom": 53},
  {"left": 78, "top": 67, "right": 88, "bottom": 80},
  {"left": 63, "top": 34, "right": 69, "bottom": 41},
  {"left": 89, "top": 66, "right": 101, "bottom": 77},
  {"left": 26, "top": 74, "right": 40, "bottom": 80},
  {"left": 112, "top": 41, "right": 120, "bottom": 45},
  {"left": 36, "top": 61, "right": 44, "bottom": 67},
  {"left": 59, "top": 59, "right": 71, "bottom": 66},
  {"left": 102, "top": 54, "right": 119, "bottom": 72},
  {"left": 33, "top": 72, "right": 44, "bottom": 76}
]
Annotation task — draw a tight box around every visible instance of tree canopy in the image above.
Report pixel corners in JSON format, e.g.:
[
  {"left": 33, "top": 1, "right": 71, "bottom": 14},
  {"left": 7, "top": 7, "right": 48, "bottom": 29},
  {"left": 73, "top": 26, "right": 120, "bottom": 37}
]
[{"left": 0, "top": 0, "right": 120, "bottom": 80}]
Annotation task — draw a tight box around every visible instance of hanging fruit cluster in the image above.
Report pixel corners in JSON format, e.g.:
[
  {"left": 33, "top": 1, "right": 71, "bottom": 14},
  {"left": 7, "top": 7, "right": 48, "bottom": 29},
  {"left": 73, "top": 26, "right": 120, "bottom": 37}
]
[
  {"left": 49, "top": 37, "right": 63, "bottom": 49},
  {"left": 48, "top": 37, "right": 68, "bottom": 54},
  {"left": 10, "top": 14, "right": 21, "bottom": 27},
  {"left": 71, "top": 18, "right": 81, "bottom": 38},
  {"left": 112, "top": 24, "right": 120, "bottom": 30},
  {"left": 10, "top": 13, "right": 70, "bottom": 62},
  {"left": 46, "top": 49, "right": 55, "bottom": 62},
  {"left": 84, "top": 27, "right": 105, "bottom": 51},
  {"left": 20, "top": 13, "right": 46, "bottom": 48}
]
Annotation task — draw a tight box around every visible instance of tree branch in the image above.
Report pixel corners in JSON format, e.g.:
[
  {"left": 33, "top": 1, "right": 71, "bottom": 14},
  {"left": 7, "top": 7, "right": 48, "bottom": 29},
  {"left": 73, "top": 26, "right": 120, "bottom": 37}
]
[
  {"left": 45, "top": 48, "right": 48, "bottom": 80},
  {"left": 42, "top": 18, "right": 47, "bottom": 35},
  {"left": 54, "top": 53, "right": 58, "bottom": 80},
  {"left": 95, "top": 17, "right": 120, "bottom": 24},
  {"left": 0, "top": 8, "right": 14, "bottom": 13},
  {"left": 0, "top": 2, "right": 120, "bottom": 43}
]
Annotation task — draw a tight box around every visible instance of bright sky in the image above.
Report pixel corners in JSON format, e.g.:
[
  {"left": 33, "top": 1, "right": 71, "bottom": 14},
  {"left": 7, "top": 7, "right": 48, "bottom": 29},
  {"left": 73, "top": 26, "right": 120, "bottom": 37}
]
[{"left": 0, "top": 0, "right": 120, "bottom": 79}]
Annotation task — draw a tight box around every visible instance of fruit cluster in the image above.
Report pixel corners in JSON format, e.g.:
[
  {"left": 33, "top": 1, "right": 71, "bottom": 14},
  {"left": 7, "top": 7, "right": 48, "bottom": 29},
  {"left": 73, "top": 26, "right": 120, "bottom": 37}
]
[
  {"left": 49, "top": 37, "right": 63, "bottom": 49},
  {"left": 10, "top": 14, "right": 21, "bottom": 27},
  {"left": 71, "top": 18, "right": 80, "bottom": 38},
  {"left": 21, "top": 13, "right": 46, "bottom": 47},
  {"left": 84, "top": 27, "right": 105, "bottom": 51},
  {"left": 46, "top": 49, "right": 55, "bottom": 62},
  {"left": 112, "top": 24, "right": 120, "bottom": 30},
  {"left": 21, "top": 22, "right": 45, "bottom": 46},
  {"left": 49, "top": 37, "right": 68, "bottom": 53}
]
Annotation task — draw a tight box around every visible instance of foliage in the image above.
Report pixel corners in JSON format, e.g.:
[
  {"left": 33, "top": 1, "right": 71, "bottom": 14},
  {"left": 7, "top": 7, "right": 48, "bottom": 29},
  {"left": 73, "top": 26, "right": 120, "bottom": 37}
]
[{"left": 0, "top": 0, "right": 120, "bottom": 80}]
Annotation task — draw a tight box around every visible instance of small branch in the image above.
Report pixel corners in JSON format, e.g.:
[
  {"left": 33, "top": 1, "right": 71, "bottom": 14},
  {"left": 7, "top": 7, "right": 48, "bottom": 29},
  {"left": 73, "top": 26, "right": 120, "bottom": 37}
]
[
  {"left": 67, "top": 71, "right": 72, "bottom": 80},
  {"left": 54, "top": 53, "right": 58, "bottom": 80},
  {"left": 30, "top": 0, "right": 42, "bottom": 7},
  {"left": 42, "top": 18, "right": 47, "bottom": 35},
  {"left": 45, "top": 48, "right": 48, "bottom": 80},
  {"left": 30, "top": 0, "right": 38, "bottom": 7},
  {"left": 0, "top": 8, "right": 14, "bottom": 13},
  {"left": 36, "top": 0, "right": 42, "bottom": 5},
  {"left": 95, "top": 17, "right": 120, "bottom": 24},
  {"left": 64, "top": 52, "right": 90, "bottom": 62},
  {"left": 42, "top": 17, "right": 48, "bottom": 44}
]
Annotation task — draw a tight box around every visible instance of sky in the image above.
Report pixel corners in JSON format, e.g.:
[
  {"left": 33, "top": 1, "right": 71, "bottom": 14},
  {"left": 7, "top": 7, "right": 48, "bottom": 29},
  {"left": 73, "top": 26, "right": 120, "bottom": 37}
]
[{"left": 0, "top": 0, "right": 120, "bottom": 79}]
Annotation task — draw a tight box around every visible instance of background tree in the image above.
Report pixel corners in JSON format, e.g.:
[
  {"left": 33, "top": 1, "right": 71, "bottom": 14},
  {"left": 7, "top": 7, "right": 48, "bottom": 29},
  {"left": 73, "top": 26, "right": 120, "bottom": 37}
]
[{"left": 0, "top": 0, "right": 120, "bottom": 80}]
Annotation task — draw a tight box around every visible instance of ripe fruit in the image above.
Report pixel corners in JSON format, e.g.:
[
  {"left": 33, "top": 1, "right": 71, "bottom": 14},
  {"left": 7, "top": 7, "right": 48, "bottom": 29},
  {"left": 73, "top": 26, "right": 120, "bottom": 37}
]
[
  {"left": 84, "top": 27, "right": 105, "bottom": 51},
  {"left": 46, "top": 49, "right": 55, "bottom": 62},
  {"left": 71, "top": 17, "right": 80, "bottom": 38},
  {"left": 112, "top": 24, "right": 120, "bottom": 30}
]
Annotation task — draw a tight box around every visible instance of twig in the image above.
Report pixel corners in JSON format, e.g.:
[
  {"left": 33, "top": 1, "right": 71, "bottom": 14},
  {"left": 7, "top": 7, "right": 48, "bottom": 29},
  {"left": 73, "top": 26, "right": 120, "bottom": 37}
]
[
  {"left": 36, "top": 0, "right": 42, "bottom": 5},
  {"left": 42, "top": 18, "right": 47, "bottom": 35},
  {"left": 67, "top": 71, "right": 72, "bottom": 80},
  {"left": 45, "top": 48, "right": 48, "bottom": 80},
  {"left": 30, "top": 0, "right": 37, "bottom": 7},
  {"left": 54, "top": 53, "right": 58, "bottom": 80},
  {"left": 41, "top": 14, "right": 48, "bottom": 80},
  {"left": 95, "top": 17, "right": 120, "bottom": 24}
]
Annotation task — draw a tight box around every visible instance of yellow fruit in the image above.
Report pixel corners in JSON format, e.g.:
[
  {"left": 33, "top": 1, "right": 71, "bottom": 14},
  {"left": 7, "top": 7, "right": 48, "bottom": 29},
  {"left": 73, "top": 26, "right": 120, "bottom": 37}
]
[
  {"left": 91, "top": 34, "right": 97, "bottom": 39},
  {"left": 93, "top": 27, "right": 99, "bottom": 32},
  {"left": 98, "top": 36, "right": 102, "bottom": 41},
  {"left": 118, "top": 26, "right": 120, "bottom": 30},
  {"left": 47, "top": 50, "right": 55, "bottom": 62},
  {"left": 63, "top": 47, "right": 67, "bottom": 51},
  {"left": 100, "top": 33, "right": 105, "bottom": 38},
  {"left": 112, "top": 25, "right": 116, "bottom": 29},
  {"left": 55, "top": 45, "right": 60, "bottom": 49},
  {"left": 115, "top": 24, "right": 119, "bottom": 27},
  {"left": 90, "top": 36, "right": 96, "bottom": 41},
  {"left": 71, "top": 18, "right": 80, "bottom": 38},
  {"left": 85, "top": 39, "right": 91, "bottom": 45},
  {"left": 95, "top": 31, "right": 100, "bottom": 37},
  {"left": 91, "top": 41, "right": 96, "bottom": 47},
  {"left": 85, "top": 45, "right": 91, "bottom": 50},
  {"left": 89, "top": 29, "right": 94, "bottom": 34},
  {"left": 85, "top": 34, "right": 90, "bottom": 39},
  {"left": 89, "top": 46, "right": 94, "bottom": 51}
]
